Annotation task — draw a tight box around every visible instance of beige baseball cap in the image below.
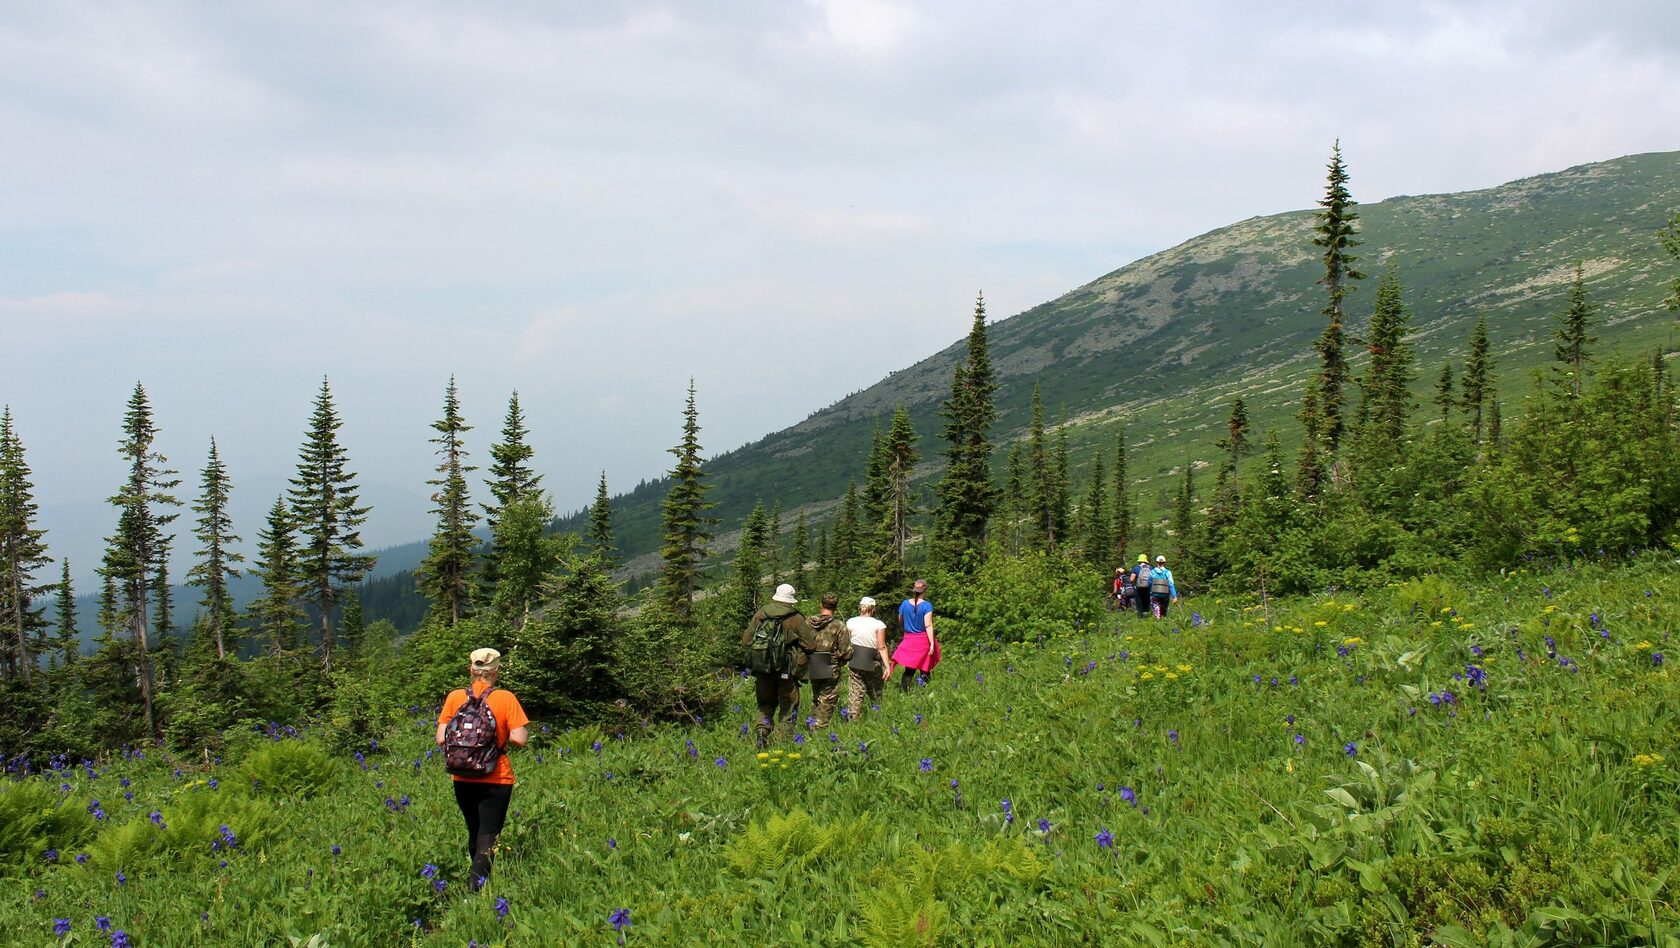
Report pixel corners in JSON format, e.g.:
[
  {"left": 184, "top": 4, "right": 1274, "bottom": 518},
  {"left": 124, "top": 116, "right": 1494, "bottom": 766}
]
[
  {"left": 469, "top": 647, "right": 501, "bottom": 671},
  {"left": 859, "top": 596, "right": 876, "bottom": 608}
]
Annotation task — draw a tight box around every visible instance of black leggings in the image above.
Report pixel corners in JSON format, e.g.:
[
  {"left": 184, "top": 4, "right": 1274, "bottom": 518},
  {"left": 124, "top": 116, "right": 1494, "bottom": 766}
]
[
  {"left": 453, "top": 780, "right": 513, "bottom": 885},
  {"left": 899, "top": 668, "right": 932, "bottom": 692}
]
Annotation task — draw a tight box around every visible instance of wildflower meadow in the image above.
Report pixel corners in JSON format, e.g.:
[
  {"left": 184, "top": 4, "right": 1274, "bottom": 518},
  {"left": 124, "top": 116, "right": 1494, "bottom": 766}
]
[{"left": 4, "top": 556, "right": 1678, "bottom": 945}]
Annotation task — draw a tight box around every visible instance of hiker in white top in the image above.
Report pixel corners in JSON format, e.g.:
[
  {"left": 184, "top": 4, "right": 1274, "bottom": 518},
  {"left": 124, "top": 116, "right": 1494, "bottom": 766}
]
[{"left": 845, "top": 597, "right": 892, "bottom": 718}]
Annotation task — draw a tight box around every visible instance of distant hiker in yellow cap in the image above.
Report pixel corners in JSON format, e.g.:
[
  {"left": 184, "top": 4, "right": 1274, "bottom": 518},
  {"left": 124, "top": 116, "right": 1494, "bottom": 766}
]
[{"left": 1131, "top": 555, "right": 1153, "bottom": 618}]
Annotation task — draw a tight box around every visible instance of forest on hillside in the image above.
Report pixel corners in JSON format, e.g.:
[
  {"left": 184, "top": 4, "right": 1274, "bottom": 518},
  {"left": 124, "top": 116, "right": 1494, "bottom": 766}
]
[{"left": 2, "top": 145, "right": 1679, "bottom": 761}]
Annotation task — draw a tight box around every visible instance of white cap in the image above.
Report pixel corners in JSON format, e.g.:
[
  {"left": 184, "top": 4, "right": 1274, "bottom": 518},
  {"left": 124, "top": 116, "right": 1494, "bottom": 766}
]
[
  {"left": 772, "top": 583, "right": 798, "bottom": 604},
  {"left": 1156, "top": 555, "right": 1167, "bottom": 563},
  {"left": 469, "top": 647, "right": 501, "bottom": 671},
  {"left": 858, "top": 596, "right": 876, "bottom": 608}
]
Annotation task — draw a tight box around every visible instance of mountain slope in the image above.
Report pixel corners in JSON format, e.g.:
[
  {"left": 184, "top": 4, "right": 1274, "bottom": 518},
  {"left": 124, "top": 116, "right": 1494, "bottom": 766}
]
[{"left": 567, "top": 150, "right": 1680, "bottom": 576}]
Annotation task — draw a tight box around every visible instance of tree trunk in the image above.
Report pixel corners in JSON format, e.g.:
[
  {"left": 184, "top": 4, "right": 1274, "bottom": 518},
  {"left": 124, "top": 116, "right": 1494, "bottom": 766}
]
[{"left": 133, "top": 580, "right": 156, "bottom": 738}]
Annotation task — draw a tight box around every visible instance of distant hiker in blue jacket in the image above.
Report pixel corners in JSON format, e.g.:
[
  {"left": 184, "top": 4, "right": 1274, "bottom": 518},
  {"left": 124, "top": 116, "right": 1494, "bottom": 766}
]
[{"left": 1148, "top": 555, "right": 1178, "bottom": 619}]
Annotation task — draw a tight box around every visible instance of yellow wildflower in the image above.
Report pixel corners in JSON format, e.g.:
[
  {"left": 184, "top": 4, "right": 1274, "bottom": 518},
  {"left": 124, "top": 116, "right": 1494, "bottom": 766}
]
[
  {"left": 1543, "top": 605, "right": 1557, "bottom": 614},
  {"left": 1636, "top": 641, "right": 1653, "bottom": 651},
  {"left": 1140, "top": 672, "right": 1155, "bottom": 681},
  {"left": 1343, "top": 637, "right": 1362, "bottom": 646},
  {"left": 1177, "top": 664, "right": 1192, "bottom": 673},
  {"left": 756, "top": 752, "right": 770, "bottom": 761},
  {"left": 1343, "top": 603, "right": 1357, "bottom": 612},
  {"left": 788, "top": 753, "right": 801, "bottom": 760},
  {"left": 1166, "top": 672, "right": 1180, "bottom": 680},
  {"left": 1634, "top": 753, "right": 1665, "bottom": 768},
  {"left": 1314, "top": 621, "right": 1328, "bottom": 628},
  {"left": 1286, "top": 758, "right": 1294, "bottom": 774}
]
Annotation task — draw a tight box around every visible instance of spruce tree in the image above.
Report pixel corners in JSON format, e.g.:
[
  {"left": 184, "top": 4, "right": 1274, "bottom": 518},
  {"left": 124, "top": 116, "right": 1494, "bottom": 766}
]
[
  {"left": 586, "top": 471, "right": 616, "bottom": 566},
  {"left": 1360, "top": 264, "right": 1415, "bottom": 447},
  {"left": 1000, "top": 442, "right": 1028, "bottom": 556},
  {"left": 1171, "top": 463, "right": 1195, "bottom": 570},
  {"left": 1295, "top": 382, "right": 1327, "bottom": 500},
  {"left": 1217, "top": 399, "right": 1250, "bottom": 480},
  {"left": 1111, "top": 429, "right": 1132, "bottom": 559},
  {"left": 766, "top": 501, "right": 783, "bottom": 587},
  {"left": 102, "top": 384, "right": 180, "bottom": 734},
  {"left": 54, "top": 560, "right": 78, "bottom": 669},
  {"left": 792, "top": 511, "right": 809, "bottom": 583},
  {"left": 187, "top": 439, "right": 242, "bottom": 659},
  {"left": 884, "top": 406, "right": 919, "bottom": 575},
  {"left": 1553, "top": 263, "right": 1597, "bottom": 397},
  {"left": 490, "top": 493, "right": 563, "bottom": 630},
  {"left": 1309, "top": 141, "right": 1366, "bottom": 457},
  {"left": 417, "top": 378, "right": 478, "bottom": 625},
  {"left": 657, "top": 382, "right": 717, "bottom": 621},
  {"left": 833, "top": 481, "right": 861, "bottom": 592},
  {"left": 732, "top": 503, "right": 769, "bottom": 623},
  {"left": 0, "top": 409, "right": 52, "bottom": 684},
  {"left": 932, "top": 293, "right": 998, "bottom": 566},
  {"left": 250, "top": 497, "right": 303, "bottom": 661},
  {"left": 862, "top": 426, "right": 891, "bottom": 532},
  {"left": 1460, "top": 314, "right": 1495, "bottom": 443},
  {"left": 289, "top": 378, "right": 376, "bottom": 671},
  {"left": 1050, "top": 426, "right": 1071, "bottom": 550},
  {"left": 1487, "top": 398, "right": 1504, "bottom": 449},
  {"left": 339, "top": 588, "right": 365, "bottom": 662},
  {"left": 1026, "top": 386, "right": 1052, "bottom": 550},
  {"left": 1081, "top": 452, "right": 1111, "bottom": 566},
  {"left": 1433, "top": 363, "right": 1456, "bottom": 427},
  {"left": 483, "top": 390, "right": 542, "bottom": 528}
]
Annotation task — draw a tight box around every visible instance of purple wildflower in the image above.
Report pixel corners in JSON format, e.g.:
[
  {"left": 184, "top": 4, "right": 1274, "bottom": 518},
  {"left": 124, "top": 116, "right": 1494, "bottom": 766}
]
[
  {"left": 495, "top": 896, "right": 510, "bottom": 919},
  {"left": 420, "top": 863, "right": 438, "bottom": 880},
  {"left": 1344, "top": 742, "right": 1358, "bottom": 757},
  {"left": 53, "top": 918, "right": 70, "bottom": 938},
  {"left": 919, "top": 758, "right": 933, "bottom": 773},
  {"left": 1094, "top": 828, "right": 1114, "bottom": 848},
  {"left": 714, "top": 757, "right": 727, "bottom": 769},
  {"left": 1037, "top": 818, "right": 1051, "bottom": 833},
  {"left": 1119, "top": 786, "right": 1137, "bottom": 806},
  {"left": 96, "top": 917, "right": 111, "bottom": 932}
]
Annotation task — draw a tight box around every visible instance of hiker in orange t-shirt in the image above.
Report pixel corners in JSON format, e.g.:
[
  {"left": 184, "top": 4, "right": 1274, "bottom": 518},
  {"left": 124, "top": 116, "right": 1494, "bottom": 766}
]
[{"left": 435, "top": 647, "right": 530, "bottom": 886}]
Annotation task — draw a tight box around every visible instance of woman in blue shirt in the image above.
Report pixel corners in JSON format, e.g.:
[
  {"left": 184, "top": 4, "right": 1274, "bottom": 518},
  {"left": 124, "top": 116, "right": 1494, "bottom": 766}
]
[{"left": 889, "top": 578, "right": 939, "bottom": 692}]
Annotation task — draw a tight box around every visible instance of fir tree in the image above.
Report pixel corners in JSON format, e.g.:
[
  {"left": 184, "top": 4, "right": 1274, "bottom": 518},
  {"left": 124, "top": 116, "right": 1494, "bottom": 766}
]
[
  {"left": 1000, "top": 442, "right": 1028, "bottom": 556},
  {"left": 339, "top": 588, "right": 365, "bottom": 662},
  {"left": 1553, "top": 263, "right": 1597, "bottom": 397},
  {"left": 657, "top": 382, "right": 718, "bottom": 622},
  {"left": 1171, "top": 463, "right": 1196, "bottom": 569},
  {"left": 1309, "top": 141, "right": 1366, "bottom": 457},
  {"left": 187, "top": 439, "right": 242, "bottom": 659},
  {"left": 884, "top": 406, "right": 920, "bottom": 576},
  {"left": 1460, "top": 314, "right": 1495, "bottom": 443},
  {"left": 102, "top": 383, "right": 181, "bottom": 735},
  {"left": 1433, "top": 362, "right": 1456, "bottom": 427},
  {"left": 932, "top": 293, "right": 998, "bottom": 566},
  {"left": 1216, "top": 399, "right": 1250, "bottom": 480},
  {"left": 862, "top": 426, "right": 891, "bottom": 534},
  {"left": 833, "top": 481, "right": 861, "bottom": 592},
  {"left": 0, "top": 409, "right": 51, "bottom": 685},
  {"left": 1295, "top": 382, "right": 1327, "bottom": 501},
  {"left": 1081, "top": 452, "right": 1111, "bottom": 566},
  {"left": 1026, "top": 386, "right": 1052, "bottom": 550},
  {"left": 54, "top": 560, "right": 78, "bottom": 669},
  {"left": 732, "top": 503, "right": 769, "bottom": 623},
  {"left": 766, "top": 501, "right": 783, "bottom": 587},
  {"left": 250, "top": 497, "right": 303, "bottom": 661},
  {"left": 1111, "top": 428, "right": 1132, "bottom": 559},
  {"left": 483, "top": 390, "right": 542, "bottom": 528},
  {"left": 791, "top": 511, "right": 809, "bottom": 582},
  {"left": 417, "top": 378, "right": 478, "bottom": 625},
  {"left": 491, "top": 493, "right": 563, "bottom": 630},
  {"left": 1487, "top": 398, "right": 1504, "bottom": 449},
  {"left": 289, "top": 378, "right": 376, "bottom": 671},
  {"left": 1359, "top": 264, "right": 1416, "bottom": 449},
  {"left": 586, "top": 471, "right": 617, "bottom": 566}
]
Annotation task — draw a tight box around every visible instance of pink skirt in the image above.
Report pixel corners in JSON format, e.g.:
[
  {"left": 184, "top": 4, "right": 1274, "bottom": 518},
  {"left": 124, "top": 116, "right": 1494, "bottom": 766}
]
[{"left": 891, "top": 633, "right": 941, "bottom": 673}]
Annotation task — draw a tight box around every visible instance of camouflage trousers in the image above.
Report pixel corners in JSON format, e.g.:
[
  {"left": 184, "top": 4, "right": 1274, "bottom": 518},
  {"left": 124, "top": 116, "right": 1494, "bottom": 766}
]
[
  {"left": 846, "top": 665, "right": 884, "bottom": 719},
  {"left": 753, "top": 674, "right": 801, "bottom": 747},
  {"left": 807, "top": 677, "right": 839, "bottom": 728}
]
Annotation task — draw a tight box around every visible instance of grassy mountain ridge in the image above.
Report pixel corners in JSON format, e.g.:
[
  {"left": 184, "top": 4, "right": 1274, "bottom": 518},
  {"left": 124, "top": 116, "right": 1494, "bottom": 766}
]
[{"left": 565, "top": 150, "right": 1680, "bottom": 577}]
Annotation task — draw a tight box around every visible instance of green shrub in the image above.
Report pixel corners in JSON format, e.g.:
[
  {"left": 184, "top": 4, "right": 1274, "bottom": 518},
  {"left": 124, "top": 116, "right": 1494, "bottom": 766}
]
[
  {"left": 930, "top": 551, "right": 1106, "bottom": 648},
  {"left": 87, "top": 791, "right": 281, "bottom": 871},
  {"left": 239, "top": 740, "right": 340, "bottom": 799},
  {"left": 0, "top": 781, "right": 95, "bottom": 874}
]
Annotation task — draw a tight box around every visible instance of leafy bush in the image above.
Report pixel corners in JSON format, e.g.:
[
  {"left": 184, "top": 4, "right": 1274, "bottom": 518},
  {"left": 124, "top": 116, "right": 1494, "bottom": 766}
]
[
  {"left": 929, "top": 551, "right": 1105, "bottom": 648},
  {"left": 0, "top": 781, "right": 94, "bottom": 873},
  {"left": 239, "top": 740, "right": 340, "bottom": 800},
  {"left": 610, "top": 604, "right": 733, "bottom": 723}
]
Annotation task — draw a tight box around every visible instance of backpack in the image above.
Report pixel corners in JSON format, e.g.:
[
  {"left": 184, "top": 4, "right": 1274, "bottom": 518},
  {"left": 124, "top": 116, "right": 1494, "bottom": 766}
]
[
  {"left": 747, "top": 613, "right": 793, "bottom": 677},
  {"left": 1149, "top": 568, "right": 1172, "bottom": 596},
  {"left": 443, "top": 686, "right": 502, "bottom": 778}
]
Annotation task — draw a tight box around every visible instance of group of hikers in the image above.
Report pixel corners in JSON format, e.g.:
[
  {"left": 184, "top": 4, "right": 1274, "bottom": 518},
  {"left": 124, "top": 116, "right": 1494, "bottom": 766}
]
[
  {"left": 432, "top": 579, "right": 942, "bottom": 885},
  {"left": 432, "top": 564, "right": 1185, "bottom": 885},
  {"left": 1110, "top": 554, "right": 1180, "bottom": 619}
]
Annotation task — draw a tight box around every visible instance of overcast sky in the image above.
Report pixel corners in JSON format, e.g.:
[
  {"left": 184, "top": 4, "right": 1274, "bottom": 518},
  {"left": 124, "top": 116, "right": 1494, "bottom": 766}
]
[{"left": 5, "top": 0, "right": 1678, "bottom": 581}]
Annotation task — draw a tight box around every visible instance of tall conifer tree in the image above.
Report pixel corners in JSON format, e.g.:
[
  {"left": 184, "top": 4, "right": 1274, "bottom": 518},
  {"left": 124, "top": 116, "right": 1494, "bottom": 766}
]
[
  {"left": 732, "top": 503, "right": 769, "bottom": 622},
  {"left": 484, "top": 391, "right": 542, "bottom": 529},
  {"left": 417, "top": 378, "right": 478, "bottom": 625},
  {"left": 657, "top": 382, "right": 717, "bottom": 621},
  {"left": 766, "top": 501, "right": 783, "bottom": 587},
  {"left": 792, "top": 511, "right": 809, "bottom": 583},
  {"left": 1171, "top": 463, "right": 1195, "bottom": 569},
  {"left": 54, "top": 560, "right": 77, "bottom": 669},
  {"left": 0, "top": 409, "right": 51, "bottom": 684},
  {"left": 1460, "top": 314, "right": 1494, "bottom": 443},
  {"left": 102, "top": 383, "right": 180, "bottom": 734},
  {"left": 932, "top": 293, "right": 997, "bottom": 566},
  {"left": 1553, "top": 263, "right": 1597, "bottom": 396},
  {"left": 1360, "top": 264, "right": 1415, "bottom": 448},
  {"left": 1110, "top": 429, "right": 1132, "bottom": 558},
  {"left": 1433, "top": 363, "right": 1456, "bottom": 426},
  {"left": 1082, "top": 452, "right": 1110, "bottom": 565},
  {"left": 187, "top": 439, "right": 242, "bottom": 659},
  {"left": 884, "top": 406, "right": 919, "bottom": 575},
  {"left": 587, "top": 471, "right": 616, "bottom": 566},
  {"left": 289, "top": 378, "right": 376, "bottom": 671},
  {"left": 1217, "top": 399, "right": 1250, "bottom": 480},
  {"left": 250, "top": 496, "right": 303, "bottom": 661},
  {"left": 1309, "top": 141, "right": 1365, "bottom": 458}
]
